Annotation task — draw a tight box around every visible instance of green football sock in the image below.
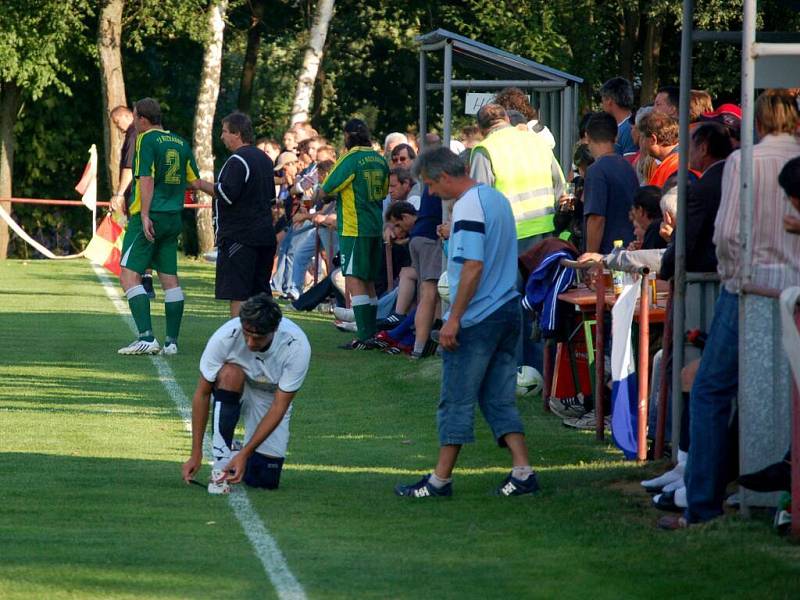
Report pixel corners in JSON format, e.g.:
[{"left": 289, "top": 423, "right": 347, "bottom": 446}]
[
  {"left": 351, "top": 294, "right": 371, "bottom": 341},
  {"left": 363, "top": 300, "right": 378, "bottom": 339},
  {"left": 353, "top": 304, "right": 370, "bottom": 341},
  {"left": 126, "top": 285, "right": 153, "bottom": 341},
  {"left": 164, "top": 287, "right": 185, "bottom": 343}
]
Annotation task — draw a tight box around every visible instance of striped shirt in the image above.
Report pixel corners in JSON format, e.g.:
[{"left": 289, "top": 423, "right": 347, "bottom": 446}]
[{"left": 713, "top": 134, "right": 800, "bottom": 293}]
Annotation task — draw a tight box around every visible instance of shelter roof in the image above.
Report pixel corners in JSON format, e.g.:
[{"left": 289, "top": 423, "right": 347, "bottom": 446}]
[{"left": 416, "top": 29, "right": 583, "bottom": 85}]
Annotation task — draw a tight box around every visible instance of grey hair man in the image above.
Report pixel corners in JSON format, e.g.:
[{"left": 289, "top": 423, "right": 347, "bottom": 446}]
[{"left": 395, "top": 147, "right": 540, "bottom": 498}]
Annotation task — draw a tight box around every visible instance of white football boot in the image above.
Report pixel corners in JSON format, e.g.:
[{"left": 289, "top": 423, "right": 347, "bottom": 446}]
[{"left": 118, "top": 338, "right": 161, "bottom": 355}]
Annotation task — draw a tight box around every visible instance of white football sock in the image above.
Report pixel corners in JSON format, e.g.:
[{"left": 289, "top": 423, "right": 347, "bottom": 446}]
[
  {"left": 663, "top": 476, "right": 685, "bottom": 493},
  {"left": 512, "top": 466, "right": 534, "bottom": 481},
  {"left": 428, "top": 473, "right": 451, "bottom": 488},
  {"left": 674, "top": 486, "right": 687, "bottom": 508}
]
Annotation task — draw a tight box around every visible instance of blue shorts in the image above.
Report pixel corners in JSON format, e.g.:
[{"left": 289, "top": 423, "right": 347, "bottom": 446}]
[{"left": 438, "top": 298, "right": 525, "bottom": 446}]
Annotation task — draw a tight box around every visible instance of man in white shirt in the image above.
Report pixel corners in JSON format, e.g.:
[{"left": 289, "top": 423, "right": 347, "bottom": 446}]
[{"left": 182, "top": 293, "right": 311, "bottom": 493}]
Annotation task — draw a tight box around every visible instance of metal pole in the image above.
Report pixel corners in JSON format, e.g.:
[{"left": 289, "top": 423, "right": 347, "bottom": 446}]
[
  {"left": 543, "top": 340, "right": 553, "bottom": 413},
  {"left": 443, "top": 40, "right": 453, "bottom": 148},
  {"left": 654, "top": 286, "right": 673, "bottom": 459},
  {"left": 385, "top": 243, "right": 394, "bottom": 292},
  {"left": 792, "top": 310, "right": 800, "bottom": 540},
  {"left": 419, "top": 49, "right": 427, "bottom": 143},
  {"left": 426, "top": 80, "right": 565, "bottom": 90},
  {"left": 752, "top": 42, "right": 800, "bottom": 56},
  {"left": 738, "top": 0, "right": 757, "bottom": 518},
  {"left": 595, "top": 266, "right": 606, "bottom": 441},
  {"left": 637, "top": 271, "right": 651, "bottom": 461},
  {"left": 561, "top": 85, "right": 573, "bottom": 173},
  {"left": 671, "top": 0, "right": 694, "bottom": 457},
  {"left": 740, "top": 0, "right": 756, "bottom": 287},
  {"left": 313, "top": 225, "right": 320, "bottom": 285}
]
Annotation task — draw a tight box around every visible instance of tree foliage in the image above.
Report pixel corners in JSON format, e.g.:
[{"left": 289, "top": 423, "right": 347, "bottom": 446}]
[{"left": 4, "top": 0, "right": 800, "bottom": 257}]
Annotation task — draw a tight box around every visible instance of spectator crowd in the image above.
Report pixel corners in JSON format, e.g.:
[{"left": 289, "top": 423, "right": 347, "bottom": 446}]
[{"left": 115, "top": 78, "right": 800, "bottom": 522}]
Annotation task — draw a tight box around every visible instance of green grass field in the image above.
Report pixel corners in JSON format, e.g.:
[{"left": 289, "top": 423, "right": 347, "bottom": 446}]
[{"left": 0, "top": 258, "right": 798, "bottom": 599}]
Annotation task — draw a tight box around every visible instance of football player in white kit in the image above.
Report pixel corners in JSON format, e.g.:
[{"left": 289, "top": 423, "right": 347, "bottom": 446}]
[{"left": 182, "top": 293, "right": 311, "bottom": 493}]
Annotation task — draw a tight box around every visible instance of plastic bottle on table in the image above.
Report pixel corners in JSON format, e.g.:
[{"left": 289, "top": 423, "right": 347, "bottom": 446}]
[{"left": 611, "top": 239, "right": 625, "bottom": 296}]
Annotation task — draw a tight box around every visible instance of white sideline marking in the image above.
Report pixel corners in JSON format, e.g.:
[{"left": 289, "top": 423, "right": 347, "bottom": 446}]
[{"left": 91, "top": 264, "right": 306, "bottom": 600}]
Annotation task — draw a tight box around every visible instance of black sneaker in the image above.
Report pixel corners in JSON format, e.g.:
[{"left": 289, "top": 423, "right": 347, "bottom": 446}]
[
  {"left": 395, "top": 474, "right": 452, "bottom": 498},
  {"left": 142, "top": 275, "right": 156, "bottom": 300},
  {"left": 494, "top": 472, "right": 540, "bottom": 496},
  {"left": 737, "top": 460, "right": 791, "bottom": 492},
  {"left": 338, "top": 338, "right": 376, "bottom": 350},
  {"left": 376, "top": 312, "right": 404, "bottom": 330}
]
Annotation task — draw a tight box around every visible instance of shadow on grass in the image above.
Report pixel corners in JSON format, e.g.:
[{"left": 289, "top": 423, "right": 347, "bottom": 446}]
[{"left": 0, "top": 452, "right": 265, "bottom": 599}]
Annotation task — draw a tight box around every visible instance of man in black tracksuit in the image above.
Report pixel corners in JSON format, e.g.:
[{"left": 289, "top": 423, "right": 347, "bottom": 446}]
[{"left": 192, "top": 111, "right": 277, "bottom": 317}]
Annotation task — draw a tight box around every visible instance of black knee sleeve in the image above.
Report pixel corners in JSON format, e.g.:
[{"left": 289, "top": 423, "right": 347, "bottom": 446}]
[
  {"left": 213, "top": 388, "right": 242, "bottom": 450},
  {"left": 244, "top": 453, "right": 285, "bottom": 490}
]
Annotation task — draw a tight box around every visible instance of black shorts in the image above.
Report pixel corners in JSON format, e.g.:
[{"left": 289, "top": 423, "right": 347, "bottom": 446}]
[
  {"left": 215, "top": 239, "right": 276, "bottom": 301},
  {"left": 244, "top": 453, "right": 285, "bottom": 489}
]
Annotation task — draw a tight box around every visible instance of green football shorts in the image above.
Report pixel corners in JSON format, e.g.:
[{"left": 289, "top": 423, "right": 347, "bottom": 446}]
[
  {"left": 339, "top": 235, "right": 382, "bottom": 282},
  {"left": 120, "top": 212, "right": 182, "bottom": 275}
]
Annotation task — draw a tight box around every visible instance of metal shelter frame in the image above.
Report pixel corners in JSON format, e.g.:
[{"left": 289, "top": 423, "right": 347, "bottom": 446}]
[
  {"left": 416, "top": 29, "right": 583, "bottom": 171},
  {"left": 674, "top": 0, "right": 800, "bottom": 537}
]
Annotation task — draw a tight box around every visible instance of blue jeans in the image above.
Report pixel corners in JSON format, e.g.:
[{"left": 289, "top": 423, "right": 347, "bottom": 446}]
[
  {"left": 288, "top": 224, "right": 319, "bottom": 293},
  {"left": 271, "top": 228, "right": 296, "bottom": 293},
  {"left": 377, "top": 288, "right": 396, "bottom": 320},
  {"left": 438, "top": 298, "right": 525, "bottom": 446},
  {"left": 684, "top": 288, "right": 738, "bottom": 523}
]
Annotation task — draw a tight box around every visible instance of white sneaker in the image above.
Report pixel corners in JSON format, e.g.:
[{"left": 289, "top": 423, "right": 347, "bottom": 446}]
[
  {"left": 562, "top": 409, "right": 610, "bottom": 430},
  {"left": 549, "top": 395, "right": 587, "bottom": 419},
  {"left": 662, "top": 476, "right": 685, "bottom": 493},
  {"left": 334, "top": 320, "right": 357, "bottom": 333},
  {"left": 333, "top": 307, "right": 355, "bottom": 322},
  {"left": 204, "top": 249, "right": 218, "bottom": 263},
  {"left": 641, "top": 462, "right": 685, "bottom": 491},
  {"left": 161, "top": 342, "right": 178, "bottom": 355},
  {"left": 118, "top": 338, "right": 161, "bottom": 355},
  {"left": 207, "top": 469, "right": 231, "bottom": 495}
]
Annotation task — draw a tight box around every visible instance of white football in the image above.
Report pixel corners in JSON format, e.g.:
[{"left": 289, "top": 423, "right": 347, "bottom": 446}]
[
  {"left": 516, "top": 366, "right": 543, "bottom": 397},
  {"left": 437, "top": 271, "right": 449, "bottom": 302}
]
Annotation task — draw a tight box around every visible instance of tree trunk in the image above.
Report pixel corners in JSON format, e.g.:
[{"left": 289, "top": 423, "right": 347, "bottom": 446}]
[
  {"left": 98, "top": 0, "right": 127, "bottom": 197},
  {"left": 619, "top": 2, "right": 641, "bottom": 85},
  {"left": 290, "top": 0, "right": 335, "bottom": 125},
  {"left": 0, "top": 82, "right": 21, "bottom": 260},
  {"left": 237, "top": 0, "right": 266, "bottom": 114},
  {"left": 193, "top": 0, "right": 228, "bottom": 255},
  {"left": 641, "top": 19, "right": 663, "bottom": 104}
]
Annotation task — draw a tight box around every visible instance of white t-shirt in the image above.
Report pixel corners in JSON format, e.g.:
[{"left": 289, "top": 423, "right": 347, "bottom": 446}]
[{"left": 200, "top": 316, "right": 311, "bottom": 457}]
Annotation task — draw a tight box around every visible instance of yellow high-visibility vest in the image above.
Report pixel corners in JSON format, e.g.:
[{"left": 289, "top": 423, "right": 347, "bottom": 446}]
[{"left": 472, "top": 126, "right": 561, "bottom": 239}]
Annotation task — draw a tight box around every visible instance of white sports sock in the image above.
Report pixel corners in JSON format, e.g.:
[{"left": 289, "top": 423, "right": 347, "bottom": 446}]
[
  {"left": 164, "top": 286, "right": 184, "bottom": 303},
  {"left": 674, "top": 486, "right": 687, "bottom": 508},
  {"left": 512, "top": 466, "right": 533, "bottom": 481},
  {"left": 428, "top": 473, "right": 451, "bottom": 488},
  {"left": 125, "top": 284, "right": 146, "bottom": 300},
  {"left": 677, "top": 449, "right": 688, "bottom": 465},
  {"left": 663, "top": 476, "right": 685, "bottom": 493}
]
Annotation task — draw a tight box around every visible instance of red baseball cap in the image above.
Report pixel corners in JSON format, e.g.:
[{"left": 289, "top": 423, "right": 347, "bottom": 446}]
[{"left": 701, "top": 103, "right": 742, "bottom": 119}]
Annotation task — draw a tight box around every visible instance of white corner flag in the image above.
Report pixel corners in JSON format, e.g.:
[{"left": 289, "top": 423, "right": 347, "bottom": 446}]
[{"left": 75, "top": 144, "right": 98, "bottom": 212}]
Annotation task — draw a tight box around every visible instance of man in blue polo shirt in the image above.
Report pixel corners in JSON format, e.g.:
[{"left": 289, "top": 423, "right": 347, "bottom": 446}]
[{"left": 394, "top": 147, "right": 540, "bottom": 498}]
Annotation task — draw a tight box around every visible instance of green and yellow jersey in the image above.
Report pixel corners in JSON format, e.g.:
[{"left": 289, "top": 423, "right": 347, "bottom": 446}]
[
  {"left": 321, "top": 146, "right": 388, "bottom": 237},
  {"left": 130, "top": 128, "right": 199, "bottom": 215}
]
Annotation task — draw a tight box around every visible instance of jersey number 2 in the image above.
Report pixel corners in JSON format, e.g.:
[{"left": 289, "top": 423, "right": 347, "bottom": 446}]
[{"left": 164, "top": 149, "right": 182, "bottom": 185}]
